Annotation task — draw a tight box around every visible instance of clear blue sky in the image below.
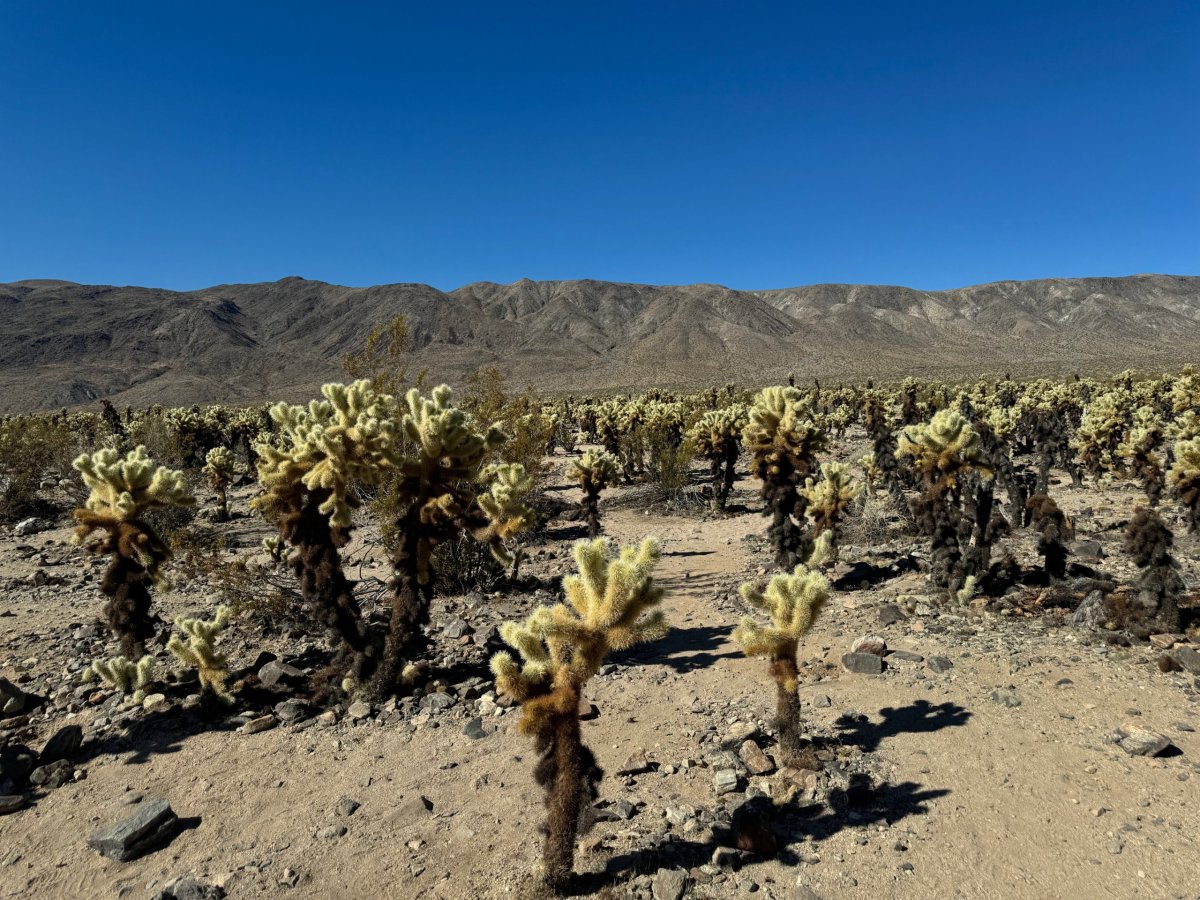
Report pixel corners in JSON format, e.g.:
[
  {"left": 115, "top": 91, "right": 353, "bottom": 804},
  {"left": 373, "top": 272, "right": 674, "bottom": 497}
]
[{"left": 1, "top": 1, "right": 1196, "bottom": 291}]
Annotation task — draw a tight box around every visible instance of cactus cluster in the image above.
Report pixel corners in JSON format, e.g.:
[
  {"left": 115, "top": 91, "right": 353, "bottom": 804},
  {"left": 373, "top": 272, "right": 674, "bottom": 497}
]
[{"left": 167, "top": 606, "right": 234, "bottom": 704}]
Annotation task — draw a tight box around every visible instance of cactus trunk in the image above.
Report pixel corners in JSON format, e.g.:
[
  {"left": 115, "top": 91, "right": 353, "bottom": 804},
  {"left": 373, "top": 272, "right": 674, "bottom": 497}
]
[
  {"left": 770, "top": 655, "right": 804, "bottom": 763},
  {"left": 374, "top": 508, "right": 429, "bottom": 699},
  {"left": 540, "top": 700, "right": 588, "bottom": 891},
  {"left": 102, "top": 553, "right": 157, "bottom": 660}
]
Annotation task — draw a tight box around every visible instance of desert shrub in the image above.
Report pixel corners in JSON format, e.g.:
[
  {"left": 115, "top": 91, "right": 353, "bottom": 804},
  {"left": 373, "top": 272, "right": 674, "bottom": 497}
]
[{"left": 0, "top": 415, "right": 89, "bottom": 521}]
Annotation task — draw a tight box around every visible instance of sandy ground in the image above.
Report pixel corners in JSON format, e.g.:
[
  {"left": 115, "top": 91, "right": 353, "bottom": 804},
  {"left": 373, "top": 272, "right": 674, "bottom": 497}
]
[{"left": 1, "top": 446, "right": 1198, "bottom": 900}]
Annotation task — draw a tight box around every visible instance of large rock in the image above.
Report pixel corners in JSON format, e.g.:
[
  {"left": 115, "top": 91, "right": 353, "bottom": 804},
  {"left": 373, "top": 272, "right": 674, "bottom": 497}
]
[
  {"left": 1115, "top": 722, "right": 1172, "bottom": 757},
  {"left": 0, "top": 677, "right": 27, "bottom": 716},
  {"left": 40, "top": 725, "right": 83, "bottom": 764},
  {"left": 651, "top": 868, "right": 688, "bottom": 900},
  {"left": 0, "top": 744, "right": 36, "bottom": 793},
  {"left": 258, "top": 660, "right": 305, "bottom": 689},
  {"left": 87, "top": 798, "right": 182, "bottom": 861},
  {"left": 1171, "top": 647, "right": 1200, "bottom": 675},
  {"left": 850, "top": 635, "right": 887, "bottom": 656},
  {"left": 13, "top": 517, "right": 51, "bottom": 537},
  {"left": 1070, "top": 590, "right": 1106, "bottom": 631},
  {"left": 841, "top": 652, "right": 884, "bottom": 675}
]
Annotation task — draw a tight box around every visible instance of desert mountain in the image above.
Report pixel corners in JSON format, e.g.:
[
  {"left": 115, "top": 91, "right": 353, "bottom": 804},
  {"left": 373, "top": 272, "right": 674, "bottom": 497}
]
[{"left": 1, "top": 274, "right": 1197, "bottom": 412}]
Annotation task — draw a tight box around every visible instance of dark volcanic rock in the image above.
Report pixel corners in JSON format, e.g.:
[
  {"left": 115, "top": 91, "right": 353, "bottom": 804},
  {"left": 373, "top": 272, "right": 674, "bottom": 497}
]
[{"left": 86, "top": 798, "right": 182, "bottom": 861}]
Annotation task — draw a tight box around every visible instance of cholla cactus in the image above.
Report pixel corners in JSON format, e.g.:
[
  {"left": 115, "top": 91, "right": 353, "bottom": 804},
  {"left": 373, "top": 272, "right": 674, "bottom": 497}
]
[
  {"left": 85, "top": 655, "right": 155, "bottom": 704},
  {"left": 800, "top": 461, "right": 863, "bottom": 555},
  {"left": 689, "top": 405, "right": 745, "bottom": 511},
  {"left": 492, "top": 538, "right": 668, "bottom": 890},
  {"left": 1123, "top": 508, "right": 1184, "bottom": 633},
  {"left": 734, "top": 565, "right": 829, "bottom": 762},
  {"left": 373, "top": 384, "right": 510, "bottom": 698},
  {"left": 167, "top": 606, "right": 233, "bottom": 704},
  {"left": 743, "top": 386, "right": 827, "bottom": 568},
  {"left": 897, "top": 409, "right": 988, "bottom": 489},
  {"left": 1117, "top": 407, "right": 1166, "bottom": 506},
  {"left": 72, "top": 446, "right": 194, "bottom": 658},
  {"left": 570, "top": 449, "right": 619, "bottom": 538},
  {"left": 475, "top": 463, "right": 536, "bottom": 578},
  {"left": 1167, "top": 437, "right": 1200, "bottom": 532},
  {"left": 1026, "top": 494, "right": 1071, "bottom": 580},
  {"left": 253, "top": 380, "right": 396, "bottom": 694},
  {"left": 203, "top": 446, "right": 236, "bottom": 522}
]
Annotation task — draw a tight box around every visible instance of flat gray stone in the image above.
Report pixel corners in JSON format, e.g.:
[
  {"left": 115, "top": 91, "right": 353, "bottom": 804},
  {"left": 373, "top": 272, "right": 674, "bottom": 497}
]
[
  {"left": 258, "top": 660, "right": 304, "bottom": 688},
  {"left": 0, "top": 794, "right": 26, "bottom": 815},
  {"left": 0, "top": 677, "right": 27, "bottom": 716},
  {"left": 652, "top": 868, "right": 688, "bottom": 900},
  {"left": 1116, "top": 722, "right": 1172, "bottom": 757},
  {"left": 87, "top": 798, "right": 181, "bottom": 861},
  {"left": 926, "top": 655, "right": 954, "bottom": 673},
  {"left": 1172, "top": 647, "right": 1200, "bottom": 675},
  {"left": 713, "top": 769, "right": 741, "bottom": 795},
  {"left": 841, "top": 652, "right": 884, "bottom": 675}
]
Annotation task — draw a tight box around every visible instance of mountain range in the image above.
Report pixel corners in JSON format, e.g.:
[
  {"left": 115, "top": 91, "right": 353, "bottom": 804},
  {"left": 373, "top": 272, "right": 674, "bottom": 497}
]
[{"left": 1, "top": 274, "right": 1197, "bottom": 412}]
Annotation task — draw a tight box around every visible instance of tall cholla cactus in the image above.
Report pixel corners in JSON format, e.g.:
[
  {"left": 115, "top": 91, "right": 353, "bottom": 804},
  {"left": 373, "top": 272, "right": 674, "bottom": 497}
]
[
  {"left": 1123, "top": 508, "right": 1184, "bottom": 633},
  {"left": 1117, "top": 407, "right": 1166, "bottom": 506},
  {"left": 734, "top": 565, "right": 829, "bottom": 763},
  {"left": 570, "top": 448, "right": 619, "bottom": 538},
  {"left": 491, "top": 538, "right": 668, "bottom": 891},
  {"left": 72, "top": 446, "right": 195, "bottom": 658},
  {"left": 84, "top": 655, "right": 155, "bottom": 704},
  {"left": 475, "top": 463, "right": 536, "bottom": 579},
  {"left": 167, "top": 606, "right": 234, "bottom": 704},
  {"left": 800, "top": 461, "right": 863, "bottom": 556},
  {"left": 689, "top": 405, "right": 745, "bottom": 511},
  {"left": 743, "top": 386, "right": 827, "bottom": 568},
  {"left": 1167, "top": 437, "right": 1200, "bottom": 532},
  {"left": 254, "top": 380, "right": 395, "bottom": 692},
  {"left": 202, "top": 446, "right": 236, "bottom": 522},
  {"left": 374, "top": 384, "right": 512, "bottom": 698},
  {"left": 897, "top": 410, "right": 992, "bottom": 592}
]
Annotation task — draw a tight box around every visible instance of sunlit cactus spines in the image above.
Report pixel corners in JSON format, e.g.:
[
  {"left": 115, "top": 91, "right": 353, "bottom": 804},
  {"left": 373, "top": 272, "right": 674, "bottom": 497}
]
[
  {"left": 800, "top": 461, "right": 863, "bottom": 554},
  {"left": 72, "top": 445, "right": 195, "bottom": 659},
  {"left": 1167, "top": 437, "right": 1200, "bottom": 532},
  {"left": 897, "top": 409, "right": 988, "bottom": 489},
  {"left": 167, "top": 605, "right": 234, "bottom": 704},
  {"left": 734, "top": 564, "right": 829, "bottom": 763},
  {"left": 491, "top": 537, "right": 668, "bottom": 890},
  {"left": 84, "top": 654, "right": 155, "bottom": 705},
  {"left": 689, "top": 404, "right": 745, "bottom": 511},
  {"left": 475, "top": 462, "right": 536, "bottom": 578},
  {"left": 203, "top": 445, "right": 236, "bottom": 521},
  {"left": 743, "top": 386, "right": 827, "bottom": 568},
  {"left": 570, "top": 448, "right": 619, "bottom": 537}
]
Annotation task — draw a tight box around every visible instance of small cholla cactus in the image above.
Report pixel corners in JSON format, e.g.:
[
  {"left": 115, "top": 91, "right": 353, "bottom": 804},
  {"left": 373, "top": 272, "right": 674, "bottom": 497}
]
[
  {"left": 1026, "top": 494, "right": 1071, "bottom": 580},
  {"left": 800, "top": 461, "right": 863, "bottom": 556},
  {"left": 689, "top": 405, "right": 745, "bottom": 511},
  {"left": 72, "top": 446, "right": 194, "bottom": 659},
  {"left": 85, "top": 655, "right": 155, "bottom": 704},
  {"left": 491, "top": 538, "right": 668, "bottom": 891},
  {"left": 1167, "top": 437, "right": 1200, "bottom": 532},
  {"left": 743, "top": 387, "right": 827, "bottom": 569},
  {"left": 734, "top": 565, "right": 829, "bottom": 763},
  {"left": 167, "top": 606, "right": 233, "bottom": 704},
  {"left": 570, "top": 449, "right": 619, "bottom": 538},
  {"left": 475, "top": 463, "right": 536, "bottom": 579},
  {"left": 203, "top": 446, "right": 236, "bottom": 522}
]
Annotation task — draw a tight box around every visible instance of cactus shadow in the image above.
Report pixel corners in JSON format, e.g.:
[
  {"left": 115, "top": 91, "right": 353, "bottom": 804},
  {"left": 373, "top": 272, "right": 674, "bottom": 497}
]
[
  {"left": 829, "top": 699, "right": 972, "bottom": 754},
  {"left": 610, "top": 623, "right": 740, "bottom": 673},
  {"left": 76, "top": 704, "right": 242, "bottom": 767},
  {"left": 585, "top": 775, "right": 949, "bottom": 892}
]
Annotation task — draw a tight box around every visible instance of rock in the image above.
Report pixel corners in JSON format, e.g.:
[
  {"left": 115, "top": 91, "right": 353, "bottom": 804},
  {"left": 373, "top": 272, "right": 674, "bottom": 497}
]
[
  {"left": 877, "top": 604, "right": 905, "bottom": 625},
  {"left": 1171, "top": 647, "right": 1200, "bottom": 675},
  {"left": 13, "top": 518, "right": 51, "bottom": 537},
  {"left": 1070, "top": 590, "right": 1106, "bottom": 631},
  {"left": 336, "top": 796, "right": 360, "bottom": 817},
  {"left": 462, "top": 718, "right": 487, "bottom": 740},
  {"left": 419, "top": 693, "right": 455, "bottom": 713},
  {"left": 442, "top": 618, "right": 472, "bottom": 639},
  {"left": 888, "top": 650, "right": 924, "bottom": 663},
  {"left": 319, "top": 823, "right": 348, "bottom": 839},
  {"left": 152, "top": 876, "right": 226, "bottom": 900},
  {"left": 651, "top": 868, "right": 688, "bottom": 900},
  {"left": 926, "top": 655, "right": 953, "bottom": 674},
  {"left": 347, "top": 699, "right": 374, "bottom": 719},
  {"left": 0, "top": 794, "right": 26, "bottom": 815},
  {"left": 1116, "top": 722, "right": 1172, "bottom": 757},
  {"left": 40, "top": 725, "right": 83, "bottom": 764},
  {"left": 1149, "top": 633, "right": 1185, "bottom": 650},
  {"left": 1075, "top": 540, "right": 1104, "bottom": 561},
  {"left": 990, "top": 689, "right": 1021, "bottom": 708},
  {"left": 142, "top": 693, "right": 169, "bottom": 712},
  {"left": 87, "top": 798, "right": 182, "bottom": 861},
  {"left": 0, "top": 744, "right": 35, "bottom": 792},
  {"left": 239, "top": 715, "right": 278, "bottom": 735},
  {"left": 616, "top": 749, "right": 653, "bottom": 776},
  {"left": 851, "top": 636, "right": 887, "bottom": 656},
  {"left": 841, "top": 652, "right": 884, "bottom": 675},
  {"left": 258, "top": 660, "right": 305, "bottom": 689},
  {"left": 732, "top": 798, "right": 777, "bottom": 855},
  {"left": 274, "top": 698, "right": 312, "bottom": 724},
  {"left": 713, "top": 769, "right": 741, "bottom": 795},
  {"left": 1159, "top": 654, "right": 1182, "bottom": 673},
  {"left": 739, "top": 741, "right": 775, "bottom": 776},
  {"left": 29, "top": 759, "right": 73, "bottom": 789},
  {"left": 0, "top": 677, "right": 27, "bottom": 716}
]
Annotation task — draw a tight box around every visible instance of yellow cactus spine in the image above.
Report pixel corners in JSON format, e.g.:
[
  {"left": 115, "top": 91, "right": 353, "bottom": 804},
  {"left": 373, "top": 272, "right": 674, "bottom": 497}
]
[{"left": 167, "top": 606, "right": 234, "bottom": 704}]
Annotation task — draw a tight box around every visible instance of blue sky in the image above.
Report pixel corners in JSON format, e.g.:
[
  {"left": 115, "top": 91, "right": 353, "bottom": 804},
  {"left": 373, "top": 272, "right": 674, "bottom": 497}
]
[{"left": 1, "top": 1, "right": 1196, "bottom": 291}]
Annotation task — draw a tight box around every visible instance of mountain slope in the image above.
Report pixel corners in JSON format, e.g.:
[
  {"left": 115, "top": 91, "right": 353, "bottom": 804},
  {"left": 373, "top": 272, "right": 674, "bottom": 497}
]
[{"left": 0, "top": 274, "right": 1196, "bottom": 412}]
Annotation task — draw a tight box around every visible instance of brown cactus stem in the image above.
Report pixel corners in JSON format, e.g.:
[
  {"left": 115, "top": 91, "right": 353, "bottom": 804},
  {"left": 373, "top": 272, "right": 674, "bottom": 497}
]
[
  {"left": 770, "top": 655, "right": 804, "bottom": 763},
  {"left": 373, "top": 506, "right": 429, "bottom": 700},
  {"left": 101, "top": 553, "right": 157, "bottom": 660}
]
